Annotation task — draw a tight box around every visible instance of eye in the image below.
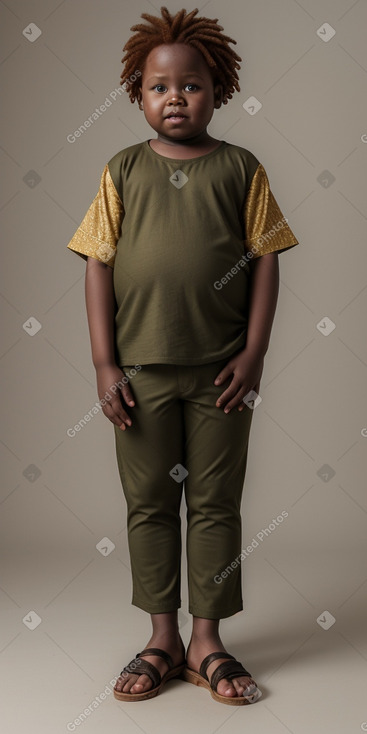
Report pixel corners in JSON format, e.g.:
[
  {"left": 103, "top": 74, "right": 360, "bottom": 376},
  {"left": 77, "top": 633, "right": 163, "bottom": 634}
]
[
  {"left": 153, "top": 84, "right": 167, "bottom": 93},
  {"left": 185, "top": 83, "right": 198, "bottom": 92}
]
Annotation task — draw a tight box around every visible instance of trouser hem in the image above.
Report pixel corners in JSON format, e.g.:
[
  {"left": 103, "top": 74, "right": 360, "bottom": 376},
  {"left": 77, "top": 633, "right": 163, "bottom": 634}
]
[
  {"left": 132, "top": 596, "right": 181, "bottom": 614},
  {"left": 188, "top": 602, "right": 243, "bottom": 620}
]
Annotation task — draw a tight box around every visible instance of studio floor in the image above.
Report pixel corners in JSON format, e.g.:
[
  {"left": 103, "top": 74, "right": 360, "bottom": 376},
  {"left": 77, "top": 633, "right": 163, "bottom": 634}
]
[{"left": 1, "top": 544, "right": 366, "bottom": 734}]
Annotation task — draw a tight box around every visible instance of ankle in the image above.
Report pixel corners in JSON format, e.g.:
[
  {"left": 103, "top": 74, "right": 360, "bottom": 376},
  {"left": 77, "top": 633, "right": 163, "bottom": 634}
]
[
  {"left": 149, "top": 629, "right": 182, "bottom": 644},
  {"left": 189, "top": 631, "right": 221, "bottom": 645}
]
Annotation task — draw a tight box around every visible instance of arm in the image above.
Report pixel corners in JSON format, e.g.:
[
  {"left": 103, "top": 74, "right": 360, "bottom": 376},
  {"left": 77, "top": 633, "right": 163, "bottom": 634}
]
[
  {"left": 85, "top": 257, "right": 135, "bottom": 430},
  {"left": 214, "top": 252, "right": 279, "bottom": 412},
  {"left": 245, "top": 251, "right": 279, "bottom": 359},
  {"left": 85, "top": 257, "right": 117, "bottom": 368}
]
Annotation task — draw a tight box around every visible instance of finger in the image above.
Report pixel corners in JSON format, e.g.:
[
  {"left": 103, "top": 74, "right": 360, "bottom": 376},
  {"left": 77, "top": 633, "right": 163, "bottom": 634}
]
[
  {"left": 112, "top": 403, "right": 133, "bottom": 428},
  {"left": 222, "top": 390, "right": 247, "bottom": 413},
  {"left": 217, "top": 381, "right": 252, "bottom": 412},
  {"left": 213, "top": 364, "right": 233, "bottom": 386},
  {"left": 121, "top": 383, "right": 136, "bottom": 407},
  {"left": 103, "top": 399, "right": 133, "bottom": 428},
  {"left": 215, "top": 379, "right": 242, "bottom": 409}
]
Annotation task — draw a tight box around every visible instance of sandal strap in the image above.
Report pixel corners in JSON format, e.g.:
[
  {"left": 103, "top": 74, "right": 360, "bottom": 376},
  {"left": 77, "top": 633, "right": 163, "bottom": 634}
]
[
  {"left": 136, "top": 647, "right": 174, "bottom": 670},
  {"left": 210, "top": 660, "right": 252, "bottom": 693},
  {"left": 199, "top": 652, "right": 235, "bottom": 680},
  {"left": 121, "top": 658, "right": 161, "bottom": 689}
]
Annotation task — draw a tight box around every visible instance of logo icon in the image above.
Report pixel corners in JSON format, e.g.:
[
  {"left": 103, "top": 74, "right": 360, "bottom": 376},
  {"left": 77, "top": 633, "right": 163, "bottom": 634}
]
[
  {"left": 316, "top": 464, "right": 336, "bottom": 482},
  {"left": 243, "top": 96, "right": 262, "bottom": 115},
  {"left": 242, "top": 391, "right": 262, "bottom": 410},
  {"left": 96, "top": 538, "right": 115, "bottom": 556},
  {"left": 22, "top": 23, "right": 42, "bottom": 42},
  {"left": 169, "top": 463, "right": 189, "bottom": 483},
  {"left": 169, "top": 170, "right": 188, "bottom": 189},
  {"left": 23, "top": 170, "right": 42, "bottom": 188},
  {"left": 23, "top": 611, "right": 42, "bottom": 630},
  {"left": 317, "top": 611, "right": 336, "bottom": 629},
  {"left": 317, "top": 170, "right": 335, "bottom": 188},
  {"left": 22, "top": 317, "right": 42, "bottom": 336},
  {"left": 316, "top": 317, "right": 336, "bottom": 336},
  {"left": 23, "top": 464, "right": 41, "bottom": 482},
  {"left": 316, "top": 23, "right": 336, "bottom": 43}
]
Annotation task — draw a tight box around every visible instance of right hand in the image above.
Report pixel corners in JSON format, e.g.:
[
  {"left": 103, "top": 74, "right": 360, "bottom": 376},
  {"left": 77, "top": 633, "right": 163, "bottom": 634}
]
[{"left": 95, "top": 364, "right": 135, "bottom": 431}]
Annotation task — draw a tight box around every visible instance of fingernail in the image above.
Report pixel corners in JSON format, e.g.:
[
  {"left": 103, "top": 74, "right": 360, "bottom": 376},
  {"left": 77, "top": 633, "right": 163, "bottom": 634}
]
[{"left": 224, "top": 408, "right": 230, "bottom": 413}]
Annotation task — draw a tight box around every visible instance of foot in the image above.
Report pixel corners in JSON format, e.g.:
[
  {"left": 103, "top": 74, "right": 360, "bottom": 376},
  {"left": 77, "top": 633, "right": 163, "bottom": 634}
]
[
  {"left": 114, "top": 633, "right": 185, "bottom": 695},
  {"left": 186, "top": 635, "right": 257, "bottom": 698}
]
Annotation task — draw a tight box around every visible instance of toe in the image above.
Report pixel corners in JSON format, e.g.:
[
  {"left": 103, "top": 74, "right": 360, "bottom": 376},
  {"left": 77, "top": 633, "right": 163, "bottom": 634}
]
[
  {"left": 232, "top": 677, "right": 245, "bottom": 696},
  {"left": 114, "top": 672, "right": 136, "bottom": 692},
  {"left": 130, "top": 673, "right": 153, "bottom": 693},
  {"left": 114, "top": 674, "right": 124, "bottom": 692},
  {"left": 235, "top": 675, "right": 253, "bottom": 695},
  {"left": 122, "top": 673, "right": 139, "bottom": 693},
  {"left": 222, "top": 675, "right": 260, "bottom": 699},
  {"left": 216, "top": 678, "right": 237, "bottom": 697}
]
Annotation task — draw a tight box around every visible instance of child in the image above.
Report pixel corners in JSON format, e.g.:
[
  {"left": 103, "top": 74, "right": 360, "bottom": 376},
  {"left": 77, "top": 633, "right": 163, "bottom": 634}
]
[{"left": 67, "top": 6, "right": 298, "bottom": 706}]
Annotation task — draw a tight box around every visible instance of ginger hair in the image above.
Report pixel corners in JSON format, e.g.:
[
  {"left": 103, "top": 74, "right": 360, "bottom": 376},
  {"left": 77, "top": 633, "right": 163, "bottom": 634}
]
[{"left": 120, "top": 6, "right": 242, "bottom": 106}]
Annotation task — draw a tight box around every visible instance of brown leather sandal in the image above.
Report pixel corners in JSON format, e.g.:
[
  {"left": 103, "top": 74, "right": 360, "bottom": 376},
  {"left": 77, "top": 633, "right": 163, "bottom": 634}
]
[
  {"left": 113, "top": 646, "right": 186, "bottom": 701},
  {"left": 182, "top": 652, "right": 262, "bottom": 706}
]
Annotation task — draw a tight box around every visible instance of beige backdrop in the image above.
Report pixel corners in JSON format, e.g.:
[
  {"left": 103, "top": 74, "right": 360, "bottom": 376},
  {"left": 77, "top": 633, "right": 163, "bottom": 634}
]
[{"left": 1, "top": 1, "right": 366, "bottom": 733}]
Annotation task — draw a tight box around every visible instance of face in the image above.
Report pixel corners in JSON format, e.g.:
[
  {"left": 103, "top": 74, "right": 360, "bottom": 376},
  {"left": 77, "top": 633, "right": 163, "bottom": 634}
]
[{"left": 139, "top": 43, "right": 223, "bottom": 142}]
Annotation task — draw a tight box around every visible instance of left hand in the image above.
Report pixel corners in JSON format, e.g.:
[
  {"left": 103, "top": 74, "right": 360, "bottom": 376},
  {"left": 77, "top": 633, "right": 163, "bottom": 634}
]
[{"left": 214, "top": 348, "right": 264, "bottom": 413}]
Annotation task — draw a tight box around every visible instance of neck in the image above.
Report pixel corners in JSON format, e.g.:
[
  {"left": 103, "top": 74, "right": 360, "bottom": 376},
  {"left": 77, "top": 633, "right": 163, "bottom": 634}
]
[{"left": 155, "top": 130, "right": 212, "bottom": 148}]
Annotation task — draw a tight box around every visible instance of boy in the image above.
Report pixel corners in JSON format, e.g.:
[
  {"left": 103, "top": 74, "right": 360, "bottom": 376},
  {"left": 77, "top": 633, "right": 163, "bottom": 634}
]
[{"left": 67, "top": 6, "right": 298, "bottom": 705}]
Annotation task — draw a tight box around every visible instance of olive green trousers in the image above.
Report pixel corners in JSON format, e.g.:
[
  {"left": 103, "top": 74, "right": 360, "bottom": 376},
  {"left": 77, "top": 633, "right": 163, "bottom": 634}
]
[{"left": 113, "top": 355, "right": 253, "bottom": 620}]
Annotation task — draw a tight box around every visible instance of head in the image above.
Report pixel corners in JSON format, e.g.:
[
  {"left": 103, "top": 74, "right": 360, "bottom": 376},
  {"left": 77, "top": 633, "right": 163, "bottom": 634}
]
[{"left": 120, "top": 7, "right": 242, "bottom": 139}]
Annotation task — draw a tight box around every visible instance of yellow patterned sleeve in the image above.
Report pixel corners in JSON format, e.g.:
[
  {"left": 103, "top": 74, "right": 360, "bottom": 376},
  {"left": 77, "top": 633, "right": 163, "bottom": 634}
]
[
  {"left": 67, "top": 164, "right": 124, "bottom": 268},
  {"left": 244, "top": 163, "right": 298, "bottom": 258}
]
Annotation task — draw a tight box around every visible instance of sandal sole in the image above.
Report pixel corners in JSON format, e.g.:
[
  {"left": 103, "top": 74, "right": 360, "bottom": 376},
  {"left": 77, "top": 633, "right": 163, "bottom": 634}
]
[
  {"left": 113, "top": 663, "right": 185, "bottom": 702},
  {"left": 182, "top": 666, "right": 261, "bottom": 706}
]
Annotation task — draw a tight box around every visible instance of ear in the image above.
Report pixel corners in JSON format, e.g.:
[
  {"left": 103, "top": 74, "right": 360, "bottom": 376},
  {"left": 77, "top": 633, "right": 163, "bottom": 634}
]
[{"left": 213, "top": 83, "right": 224, "bottom": 109}]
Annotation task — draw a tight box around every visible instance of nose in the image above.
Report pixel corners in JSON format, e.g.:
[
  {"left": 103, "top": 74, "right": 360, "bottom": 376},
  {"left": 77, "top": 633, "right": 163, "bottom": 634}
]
[{"left": 168, "top": 91, "right": 184, "bottom": 105}]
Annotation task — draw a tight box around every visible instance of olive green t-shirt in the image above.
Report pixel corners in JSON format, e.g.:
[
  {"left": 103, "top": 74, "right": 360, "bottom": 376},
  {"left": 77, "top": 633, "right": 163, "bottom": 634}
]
[{"left": 67, "top": 140, "right": 299, "bottom": 365}]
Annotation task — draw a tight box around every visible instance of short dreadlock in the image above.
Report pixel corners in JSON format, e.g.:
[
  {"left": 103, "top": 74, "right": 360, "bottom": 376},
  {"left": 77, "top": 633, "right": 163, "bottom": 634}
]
[{"left": 120, "top": 6, "right": 242, "bottom": 106}]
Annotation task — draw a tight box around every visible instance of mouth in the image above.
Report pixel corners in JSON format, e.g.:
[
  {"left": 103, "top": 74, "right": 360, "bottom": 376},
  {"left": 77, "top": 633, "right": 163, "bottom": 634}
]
[{"left": 165, "top": 113, "right": 187, "bottom": 120}]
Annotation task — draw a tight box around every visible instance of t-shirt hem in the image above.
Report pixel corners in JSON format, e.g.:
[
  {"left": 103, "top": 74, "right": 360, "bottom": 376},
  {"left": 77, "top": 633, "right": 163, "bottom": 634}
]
[{"left": 250, "top": 238, "right": 299, "bottom": 258}]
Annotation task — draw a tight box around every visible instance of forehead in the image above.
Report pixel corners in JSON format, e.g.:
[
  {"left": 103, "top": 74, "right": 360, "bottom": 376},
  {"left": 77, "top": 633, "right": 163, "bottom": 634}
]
[{"left": 143, "top": 43, "right": 211, "bottom": 77}]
